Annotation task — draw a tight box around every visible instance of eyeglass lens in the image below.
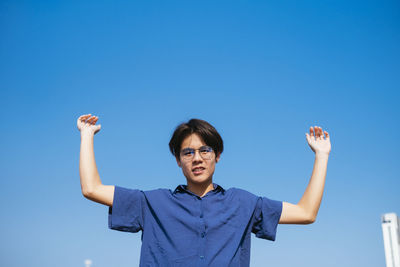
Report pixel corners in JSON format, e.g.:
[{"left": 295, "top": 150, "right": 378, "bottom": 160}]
[{"left": 181, "top": 146, "right": 213, "bottom": 160}]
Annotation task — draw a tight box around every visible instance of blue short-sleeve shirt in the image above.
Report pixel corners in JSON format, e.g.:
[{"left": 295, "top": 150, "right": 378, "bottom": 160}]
[{"left": 108, "top": 184, "right": 282, "bottom": 267}]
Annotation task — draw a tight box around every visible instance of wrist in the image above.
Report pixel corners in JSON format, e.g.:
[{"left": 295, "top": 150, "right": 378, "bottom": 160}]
[
  {"left": 80, "top": 130, "right": 94, "bottom": 139},
  {"left": 315, "top": 152, "right": 329, "bottom": 159}
]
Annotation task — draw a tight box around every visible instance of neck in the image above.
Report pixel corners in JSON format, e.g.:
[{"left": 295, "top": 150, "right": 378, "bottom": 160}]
[{"left": 187, "top": 181, "right": 214, "bottom": 197}]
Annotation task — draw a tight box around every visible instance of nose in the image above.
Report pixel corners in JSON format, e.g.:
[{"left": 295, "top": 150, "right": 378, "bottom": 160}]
[{"left": 192, "top": 150, "right": 203, "bottom": 162}]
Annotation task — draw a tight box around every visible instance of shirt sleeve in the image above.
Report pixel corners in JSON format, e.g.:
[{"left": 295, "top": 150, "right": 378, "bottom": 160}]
[
  {"left": 251, "top": 196, "right": 283, "bottom": 241},
  {"left": 108, "top": 186, "right": 145, "bottom": 233}
]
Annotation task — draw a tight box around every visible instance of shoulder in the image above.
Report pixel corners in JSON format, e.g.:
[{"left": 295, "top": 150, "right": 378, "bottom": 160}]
[
  {"left": 114, "top": 186, "right": 171, "bottom": 198},
  {"left": 224, "top": 187, "right": 282, "bottom": 210},
  {"left": 226, "top": 187, "right": 280, "bottom": 202},
  {"left": 142, "top": 188, "right": 174, "bottom": 199},
  {"left": 143, "top": 188, "right": 171, "bottom": 194},
  {"left": 225, "top": 187, "right": 259, "bottom": 205},
  {"left": 226, "top": 187, "right": 257, "bottom": 198}
]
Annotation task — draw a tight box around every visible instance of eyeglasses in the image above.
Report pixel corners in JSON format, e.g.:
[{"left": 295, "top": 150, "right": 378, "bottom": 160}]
[{"left": 180, "top": 146, "right": 214, "bottom": 161}]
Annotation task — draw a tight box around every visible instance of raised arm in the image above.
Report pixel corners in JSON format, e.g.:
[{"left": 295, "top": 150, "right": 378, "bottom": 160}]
[
  {"left": 279, "top": 126, "right": 331, "bottom": 224},
  {"left": 77, "top": 114, "right": 114, "bottom": 206}
]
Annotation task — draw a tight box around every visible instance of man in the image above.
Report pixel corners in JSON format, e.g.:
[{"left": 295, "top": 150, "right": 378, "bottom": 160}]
[{"left": 77, "top": 114, "right": 331, "bottom": 266}]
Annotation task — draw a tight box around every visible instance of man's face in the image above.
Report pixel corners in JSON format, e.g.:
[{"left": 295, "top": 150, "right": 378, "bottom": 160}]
[{"left": 176, "top": 133, "right": 220, "bottom": 186}]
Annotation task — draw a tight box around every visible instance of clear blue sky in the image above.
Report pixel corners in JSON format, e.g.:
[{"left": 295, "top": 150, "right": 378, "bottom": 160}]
[{"left": 1, "top": 1, "right": 399, "bottom": 266}]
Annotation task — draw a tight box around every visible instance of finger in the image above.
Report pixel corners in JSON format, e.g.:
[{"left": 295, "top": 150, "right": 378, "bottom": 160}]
[
  {"left": 309, "top": 127, "right": 314, "bottom": 137},
  {"left": 79, "top": 114, "right": 92, "bottom": 122},
  {"left": 88, "top": 116, "right": 98, "bottom": 124},
  {"left": 320, "top": 127, "right": 325, "bottom": 139},
  {"left": 314, "top": 126, "right": 319, "bottom": 138},
  {"left": 324, "top": 131, "right": 330, "bottom": 139},
  {"left": 315, "top": 126, "right": 320, "bottom": 138},
  {"left": 305, "top": 133, "right": 311, "bottom": 143},
  {"left": 85, "top": 116, "right": 94, "bottom": 124},
  {"left": 79, "top": 114, "right": 92, "bottom": 119}
]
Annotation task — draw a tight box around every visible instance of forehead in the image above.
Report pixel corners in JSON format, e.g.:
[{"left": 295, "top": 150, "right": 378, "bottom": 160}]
[{"left": 181, "top": 133, "right": 206, "bottom": 149}]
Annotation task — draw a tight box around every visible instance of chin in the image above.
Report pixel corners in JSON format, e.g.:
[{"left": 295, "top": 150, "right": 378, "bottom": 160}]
[{"left": 187, "top": 175, "right": 212, "bottom": 185}]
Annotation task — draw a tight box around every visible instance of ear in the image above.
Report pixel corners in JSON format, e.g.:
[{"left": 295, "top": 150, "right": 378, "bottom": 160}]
[
  {"left": 176, "top": 157, "right": 182, "bottom": 167},
  {"left": 215, "top": 152, "right": 221, "bottom": 163}
]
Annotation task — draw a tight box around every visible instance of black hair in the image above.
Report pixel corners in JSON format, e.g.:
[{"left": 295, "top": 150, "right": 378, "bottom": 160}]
[{"left": 169, "top": 119, "right": 224, "bottom": 159}]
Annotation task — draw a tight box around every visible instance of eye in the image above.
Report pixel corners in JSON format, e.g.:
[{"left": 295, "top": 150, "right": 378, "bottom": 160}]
[
  {"left": 182, "top": 149, "right": 194, "bottom": 156},
  {"left": 200, "top": 146, "right": 212, "bottom": 153}
]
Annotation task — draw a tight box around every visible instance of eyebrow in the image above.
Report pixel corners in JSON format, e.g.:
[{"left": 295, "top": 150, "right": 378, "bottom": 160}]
[{"left": 181, "top": 146, "right": 209, "bottom": 150}]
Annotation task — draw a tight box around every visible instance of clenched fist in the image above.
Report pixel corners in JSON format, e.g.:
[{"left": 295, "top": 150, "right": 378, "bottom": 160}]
[{"left": 77, "top": 114, "right": 101, "bottom": 135}]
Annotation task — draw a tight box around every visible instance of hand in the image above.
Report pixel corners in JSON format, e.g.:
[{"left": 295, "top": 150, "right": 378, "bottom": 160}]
[
  {"left": 306, "top": 126, "right": 331, "bottom": 156},
  {"left": 77, "top": 114, "right": 101, "bottom": 135}
]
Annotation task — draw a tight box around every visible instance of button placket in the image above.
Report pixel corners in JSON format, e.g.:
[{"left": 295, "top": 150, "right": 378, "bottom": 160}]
[{"left": 198, "top": 197, "right": 206, "bottom": 263}]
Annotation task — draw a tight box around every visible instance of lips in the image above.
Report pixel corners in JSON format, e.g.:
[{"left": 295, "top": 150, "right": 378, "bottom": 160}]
[{"left": 192, "top": 167, "right": 205, "bottom": 175}]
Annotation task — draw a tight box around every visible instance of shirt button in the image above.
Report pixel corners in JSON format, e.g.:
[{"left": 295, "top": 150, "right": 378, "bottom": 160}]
[
  {"left": 200, "top": 256, "right": 205, "bottom": 259},
  {"left": 201, "top": 232, "right": 205, "bottom": 238}
]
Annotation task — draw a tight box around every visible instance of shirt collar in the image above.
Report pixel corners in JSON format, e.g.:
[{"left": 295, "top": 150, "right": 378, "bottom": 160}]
[{"left": 173, "top": 183, "right": 225, "bottom": 195}]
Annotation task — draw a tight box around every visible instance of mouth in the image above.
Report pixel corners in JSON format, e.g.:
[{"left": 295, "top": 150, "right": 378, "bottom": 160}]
[{"left": 192, "top": 167, "right": 205, "bottom": 175}]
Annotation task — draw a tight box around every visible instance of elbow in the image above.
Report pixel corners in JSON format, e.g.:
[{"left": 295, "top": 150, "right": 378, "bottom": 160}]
[
  {"left": 297, "top": 204, "right": 317, "bottom": 224},
  {"left": 82, "top": 186, "right": 96, "bottom": 200},
  {"left": 82, "top": 189, "right": 92, "bottom": 199},
  {"left": 305, "top": 214, "right": 317, "bottom": 224}
]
